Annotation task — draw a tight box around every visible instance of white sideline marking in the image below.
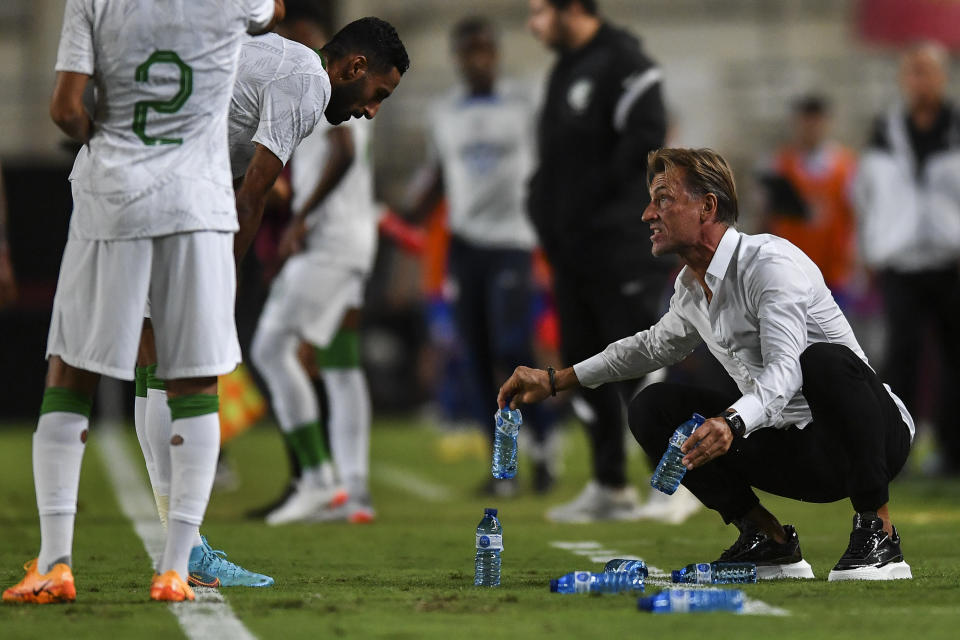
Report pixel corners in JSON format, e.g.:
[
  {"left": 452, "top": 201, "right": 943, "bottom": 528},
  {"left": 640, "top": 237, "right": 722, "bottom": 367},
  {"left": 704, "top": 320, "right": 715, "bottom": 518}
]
[
  {"left": 550, "top": 540, "right": 789, "bottom": 616},
  {"left": 373, "top": 464, "right": 452, "bottom": 502},
  {"left": 96, "top": 423, "right": 257, "bottom": 640}
]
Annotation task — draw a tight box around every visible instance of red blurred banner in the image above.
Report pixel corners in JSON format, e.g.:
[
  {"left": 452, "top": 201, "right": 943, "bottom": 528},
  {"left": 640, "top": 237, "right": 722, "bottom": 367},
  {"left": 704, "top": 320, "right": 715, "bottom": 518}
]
[{"left": 858, "top": 0, "right": 960, "bottom": 49}]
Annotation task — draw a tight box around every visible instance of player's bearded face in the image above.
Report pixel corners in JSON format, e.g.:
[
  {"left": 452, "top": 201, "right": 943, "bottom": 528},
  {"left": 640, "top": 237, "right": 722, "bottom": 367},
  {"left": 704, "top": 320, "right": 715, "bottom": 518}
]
[
  {"left": 326, "top": 76, "right": 368, "bottom": 124},
  {"left": 326, "top": 65, "right": 400, "bottom": 125}
]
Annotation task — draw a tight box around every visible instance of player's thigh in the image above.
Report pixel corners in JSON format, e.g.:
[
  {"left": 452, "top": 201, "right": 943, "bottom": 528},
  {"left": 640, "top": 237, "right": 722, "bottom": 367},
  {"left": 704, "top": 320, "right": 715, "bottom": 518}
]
[
  {"left": 47, "top": 233, "right": 152, "bottom": 381},
  {"left": 149, "top": 231, "right": 240, "bottom": 381}
]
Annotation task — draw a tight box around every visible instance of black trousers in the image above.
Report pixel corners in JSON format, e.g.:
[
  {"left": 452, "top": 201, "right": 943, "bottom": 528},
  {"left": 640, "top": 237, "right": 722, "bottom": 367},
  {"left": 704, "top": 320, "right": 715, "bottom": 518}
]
[
  {"left": 553, "top": 268, "right": 667, "bottom": 487},
  {"left": 880, "top": 266, "right": 960, "bottom": 472},
  {"left": 629, "top": 343, "right": 911, "bottom": 523},
  {"left": 447, "top": 236, "right": 551, "bottom": 443}
]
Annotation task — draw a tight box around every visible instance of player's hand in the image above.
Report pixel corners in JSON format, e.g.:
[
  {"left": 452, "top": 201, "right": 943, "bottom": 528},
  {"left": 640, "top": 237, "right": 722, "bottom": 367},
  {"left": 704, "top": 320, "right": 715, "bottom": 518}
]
[
  {"left": 497, "top": 366, "right": 551, "bottom": 410},
  {"left": 680, "top": 417, "right": 733, "bottom": 470},
  {"left": 278, "top": 218, "right": 308, "bottom": 259},
  {"left": 0, "top": 249, "right": 17, "bottom": 309}
]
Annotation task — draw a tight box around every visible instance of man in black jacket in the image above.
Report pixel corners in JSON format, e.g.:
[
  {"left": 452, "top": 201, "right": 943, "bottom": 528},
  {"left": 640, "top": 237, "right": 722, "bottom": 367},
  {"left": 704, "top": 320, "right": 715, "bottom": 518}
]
[{"left": 527, "top": 0, "right": 687, "bottom": 522}]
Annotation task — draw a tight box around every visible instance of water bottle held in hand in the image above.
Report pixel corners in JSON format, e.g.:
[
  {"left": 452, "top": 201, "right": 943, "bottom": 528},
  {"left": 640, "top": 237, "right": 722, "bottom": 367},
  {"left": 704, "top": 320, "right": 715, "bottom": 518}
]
[
  {"left": 604, "top": 559, "right": 649, "bottom": 580},
  {"left": 492, "top": 407, "right": 522, "bottom": 479},
  {"left": 474, "top": 508, "right": 503, "bottom": 587},
  {"left": 650, "top": 413, "right": 706, "bottom": 495},
  {"left": 638, "top": 588, "right": 745, "bottom": 613},
  {"left": 550, "top": 571, "right": 645, "bottom": 594},
  {"left": 671, "top": 562, "right": 757, "bottom": 584}
]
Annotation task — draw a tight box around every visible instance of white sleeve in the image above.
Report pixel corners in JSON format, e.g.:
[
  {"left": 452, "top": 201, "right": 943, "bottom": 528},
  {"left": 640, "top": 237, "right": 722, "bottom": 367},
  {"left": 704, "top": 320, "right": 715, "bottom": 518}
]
[
  {"left": 245, "top": 0, "right": 275, "bottom": 33},
  {"left": 730, "top": 246, "right": 812, "bottom": 434},
  {"left": 253, "top": 73, "right": 328, "bottom": 166},
  {"left": 573, "top": 289, "right": 702, "bottom": 388},
  {"left": 55, "top": 0, "right": 94, "bottom": 75}
]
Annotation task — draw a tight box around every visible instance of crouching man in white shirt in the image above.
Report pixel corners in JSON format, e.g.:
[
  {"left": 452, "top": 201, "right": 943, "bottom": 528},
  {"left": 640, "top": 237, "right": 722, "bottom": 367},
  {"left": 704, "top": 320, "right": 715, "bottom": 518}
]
[{"left": 498, "top": 147, "right": 915, "bottom": 582}]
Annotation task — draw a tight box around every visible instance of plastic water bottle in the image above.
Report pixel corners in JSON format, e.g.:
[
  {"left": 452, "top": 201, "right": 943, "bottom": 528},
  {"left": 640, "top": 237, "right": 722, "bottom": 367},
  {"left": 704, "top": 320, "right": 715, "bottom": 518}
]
[
  {"left": 550, "top": 571, "right": 645, "bottom": 594},
  {"left": 650, "top": 413, "right": 706, "bottom": 495},
  {"left": 671, "top": 562, "right": 758, "bottom": 584},
  {"left": 637, "top": 588, "right": 745, "bottom": 613},
  {"left": 603, "top": 559, "right": 649, "bottom": 580},
  {"left": 474, "top": 508, "right": 503, "bottom": 587},
  {"left": 492, "top": 408, "right": 522, "bottom": 479}
]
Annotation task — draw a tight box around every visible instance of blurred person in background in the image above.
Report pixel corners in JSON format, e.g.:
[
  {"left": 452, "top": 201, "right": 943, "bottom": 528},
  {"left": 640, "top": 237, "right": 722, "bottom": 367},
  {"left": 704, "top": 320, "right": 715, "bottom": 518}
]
[
  {"left": 402, "top": 16, "right": 558, "bottom": 496},
  {"left": 526, "top": 0, "right": 696, "bottom": 522},
  {"left": 757, "top": 95, "right": 858, "bottom": 305},
  {"left": 853, "top": 41, "right": 960, "bottom": 476},
  {"left": 0, "top": 161, "right": 17, "bottom": 309}
]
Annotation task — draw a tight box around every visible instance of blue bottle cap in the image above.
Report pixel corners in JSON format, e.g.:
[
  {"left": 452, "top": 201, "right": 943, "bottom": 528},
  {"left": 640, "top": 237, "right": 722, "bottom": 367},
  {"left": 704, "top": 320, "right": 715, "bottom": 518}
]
[
  {"left": 637, "top": 596, "right": 655, "bottom": 612},
  {"left": 549, "top": 579, "right": 559, "bottom": 593},
  {"left": 484, "top": 508, "right": 498, "bottom": 516}
]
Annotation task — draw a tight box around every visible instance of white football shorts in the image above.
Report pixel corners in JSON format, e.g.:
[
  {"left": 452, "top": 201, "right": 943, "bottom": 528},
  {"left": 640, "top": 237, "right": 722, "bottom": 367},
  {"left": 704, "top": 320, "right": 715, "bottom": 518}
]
[
  {"left": 256, "top": 254, "right": 365, "bottom": 348},
  {"left": 47, "top": 230, "right": 241, "bottom": 381}
]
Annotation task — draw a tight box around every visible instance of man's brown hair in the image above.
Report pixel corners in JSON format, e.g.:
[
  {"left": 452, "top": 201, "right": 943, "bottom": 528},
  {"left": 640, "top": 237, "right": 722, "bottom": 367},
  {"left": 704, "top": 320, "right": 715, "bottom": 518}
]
[{"left": 646, "top": 148, "right": 739, "bottom": 225}]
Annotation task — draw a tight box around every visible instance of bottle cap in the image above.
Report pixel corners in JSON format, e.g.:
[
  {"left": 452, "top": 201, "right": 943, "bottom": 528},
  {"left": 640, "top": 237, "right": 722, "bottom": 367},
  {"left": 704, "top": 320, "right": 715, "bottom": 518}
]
[
  {"left": 549, "top": 579, "right": 559, "bottom": 593},
  {"left": 484, "top": 508, "right": 498, "bottom": 517},
  {"left": 637, "top": 596, "right": 654, "bottom": 612}
]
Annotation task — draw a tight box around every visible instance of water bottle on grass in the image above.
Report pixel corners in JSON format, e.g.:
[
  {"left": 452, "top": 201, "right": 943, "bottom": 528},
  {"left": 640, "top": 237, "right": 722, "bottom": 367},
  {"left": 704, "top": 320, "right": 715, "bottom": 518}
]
[
  {"left": 474, "top": 508, "right": 503, "bottom": 587},
  {"left": 638, "top": 588, "right": 745, "bottom": 613},
  {"left": 671, "top": 562, "right": 757, "bottom": 584},
  {"left": 603, "top": 559, "right": 649, "bottom": 580},
  {"left": 550, "top": 571, "right": 645, "bottom": 594},
  {"left": 492, "top": 408, "right": 522, "bottom": 479},
  {"left": 650, "top": 413, "right": 706, "bottom": 494}
]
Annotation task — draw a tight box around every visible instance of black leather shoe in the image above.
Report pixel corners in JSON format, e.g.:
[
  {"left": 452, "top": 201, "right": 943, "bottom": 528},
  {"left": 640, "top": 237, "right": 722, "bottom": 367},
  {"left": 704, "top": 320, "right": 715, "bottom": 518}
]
[
  {"left": 827, "top": 513, "right": 912, "bottom": 581},
  {"left": 715, "top": 524, "right": 814, "bottom": 579}
]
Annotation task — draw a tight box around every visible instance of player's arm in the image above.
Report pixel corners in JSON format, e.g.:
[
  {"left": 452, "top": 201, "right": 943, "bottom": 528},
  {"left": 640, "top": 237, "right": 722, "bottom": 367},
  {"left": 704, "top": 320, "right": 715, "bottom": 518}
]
[
  {"left": 49, "top": 71, "right": 92, "bottom": 143},
  {"left": 400, "top": 161, "right": 444, "bottom": 223},
  {"left": 278, "top": 126, "right": 355, "bottom": 257},
  {"left": 235, "top": 143, "right": 284, "bottom": 263},
  {"left": 248, "top": 0, "right": 286, "bottom": 35}
]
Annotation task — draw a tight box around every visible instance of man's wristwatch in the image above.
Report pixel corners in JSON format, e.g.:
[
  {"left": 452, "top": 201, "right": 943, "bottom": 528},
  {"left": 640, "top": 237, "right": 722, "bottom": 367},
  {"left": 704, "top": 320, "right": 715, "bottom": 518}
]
[{"left": 721, "top": 409, "right": 745, "bottom": 438}]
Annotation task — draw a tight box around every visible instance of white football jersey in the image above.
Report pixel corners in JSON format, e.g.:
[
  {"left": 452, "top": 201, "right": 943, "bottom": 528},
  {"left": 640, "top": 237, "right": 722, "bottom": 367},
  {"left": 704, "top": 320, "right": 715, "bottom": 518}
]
[
  {"left": 228, "top": 33, "right": 331, "bottom": 179},
  {"left": 429, "top": 81, "right": 538, "bottom": 250},
  {"left": 291, "top": 118, "right": 380, "bottom": 273},
  {"left": 55, "top": 0, "right": 275, "bottom": 240}
]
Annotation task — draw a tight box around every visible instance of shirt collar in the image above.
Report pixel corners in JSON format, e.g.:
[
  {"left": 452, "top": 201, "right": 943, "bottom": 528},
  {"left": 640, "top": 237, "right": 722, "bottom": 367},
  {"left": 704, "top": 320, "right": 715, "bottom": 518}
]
[{"left": 706, "top": 226, "right": 740, "bottom": 282}]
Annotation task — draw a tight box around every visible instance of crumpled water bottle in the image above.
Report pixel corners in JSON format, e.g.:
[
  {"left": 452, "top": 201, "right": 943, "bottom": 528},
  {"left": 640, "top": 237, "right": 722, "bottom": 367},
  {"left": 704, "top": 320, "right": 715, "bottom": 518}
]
[
  {"left": 650, "top": 413, "right": 706, "bottom": 495},
  {"left": 492, "top": 408, "right": 522, "bottom": 479}
]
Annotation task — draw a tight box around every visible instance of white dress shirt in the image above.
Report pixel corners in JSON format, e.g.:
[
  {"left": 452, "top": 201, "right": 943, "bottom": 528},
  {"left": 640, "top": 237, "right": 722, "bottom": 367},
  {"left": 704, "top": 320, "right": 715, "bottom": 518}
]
[{"left": 573, "top": 227, "right": 915, "bottom": 439}]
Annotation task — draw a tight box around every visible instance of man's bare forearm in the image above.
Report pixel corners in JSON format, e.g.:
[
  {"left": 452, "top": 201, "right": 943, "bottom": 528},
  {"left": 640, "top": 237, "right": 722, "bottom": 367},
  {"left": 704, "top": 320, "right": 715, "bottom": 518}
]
[{"left": 294, "top": 127, "right": 354, "bottom": 221}]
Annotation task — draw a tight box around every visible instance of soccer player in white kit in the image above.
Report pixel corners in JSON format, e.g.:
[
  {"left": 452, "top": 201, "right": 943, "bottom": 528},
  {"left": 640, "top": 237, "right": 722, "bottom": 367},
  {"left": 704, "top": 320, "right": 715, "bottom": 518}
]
[
  {"left": 251, "top": 113, "right": 380, "bottom": 525},
  {"left": 133, "top": 18, "right": 409, "bottom": 581},
  {"left": 2, "top": 0, "right": 282, "bottom": 604}
]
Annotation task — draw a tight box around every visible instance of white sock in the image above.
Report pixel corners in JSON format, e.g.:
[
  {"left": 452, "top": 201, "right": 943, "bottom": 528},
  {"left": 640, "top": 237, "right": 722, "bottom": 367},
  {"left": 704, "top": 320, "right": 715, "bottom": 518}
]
[
  {"left": 250, "top": 326, "right": 319, "bottom": 433},
  {"left": 322, "top": 368, "right": 371, "bottom": 497},
  {"left": 133, "top": 394, "right": 161, "bottom": 501},
  {"left": 158, "top": 411, "right": 219, "bottom": 577},
  {"left": 35, "top": 412, "right": 88, "bottom": 573}
]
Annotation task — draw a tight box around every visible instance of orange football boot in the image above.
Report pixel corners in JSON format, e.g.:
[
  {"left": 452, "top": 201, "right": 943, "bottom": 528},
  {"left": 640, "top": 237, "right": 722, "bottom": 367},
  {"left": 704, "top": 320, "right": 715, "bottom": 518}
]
[
  {"left": 150, "top": 570, "right": 195, "bottom": 602},
  {"left": 2, "top": 558, "right": 76, "bottom": 604}
]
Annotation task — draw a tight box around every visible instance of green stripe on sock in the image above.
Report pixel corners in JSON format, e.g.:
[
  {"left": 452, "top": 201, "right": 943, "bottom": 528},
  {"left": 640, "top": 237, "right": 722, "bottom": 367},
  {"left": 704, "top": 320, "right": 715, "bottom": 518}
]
[
  {"left": 145, "top": 364, "right": 166, "bottom": 391},
  {"left": 167, "top": 394, "right": 219, "bottom": 421},
  {"left": 315, "top": 329, "right": 361, "bottom": 369},
  {"left": 284, "top": 421, "right": 329, "bottom": 469},
  {"left": 40, "top": 387, "right": 93, "bottom": 418},
  {"left": 135, "top": 366, "right": 148, "bottom": 398}
]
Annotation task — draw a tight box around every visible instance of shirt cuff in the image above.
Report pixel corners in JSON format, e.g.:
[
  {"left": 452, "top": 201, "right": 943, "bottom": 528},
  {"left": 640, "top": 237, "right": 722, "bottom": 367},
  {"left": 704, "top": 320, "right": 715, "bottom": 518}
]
[
  {"left": 730, "top": 393, "right": 765, "bottom": 436},
  {"left": 572, "top": 354, "right": 609, "bottom": 389}
]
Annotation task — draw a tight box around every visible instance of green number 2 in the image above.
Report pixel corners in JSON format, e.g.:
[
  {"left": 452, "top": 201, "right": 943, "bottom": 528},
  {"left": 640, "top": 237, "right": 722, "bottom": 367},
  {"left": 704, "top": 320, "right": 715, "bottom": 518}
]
[{"left": 133, "top": 50, "right": 193, "bottom": 146}]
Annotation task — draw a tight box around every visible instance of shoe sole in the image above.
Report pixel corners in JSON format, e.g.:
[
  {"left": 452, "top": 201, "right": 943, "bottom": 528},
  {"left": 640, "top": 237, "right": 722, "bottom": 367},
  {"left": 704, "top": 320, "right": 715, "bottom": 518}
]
[
  {"left": 757, "top": 559, "right": 815, "bottom": 580},
  {"left": 2, "top": 589, "right": 75, "bottom": 604},
  {"left": 150, "top": 586, "right": 195, "bottom": 602},
  {"left": 827, "top": 561, "right": 912, "bottom": 582}
]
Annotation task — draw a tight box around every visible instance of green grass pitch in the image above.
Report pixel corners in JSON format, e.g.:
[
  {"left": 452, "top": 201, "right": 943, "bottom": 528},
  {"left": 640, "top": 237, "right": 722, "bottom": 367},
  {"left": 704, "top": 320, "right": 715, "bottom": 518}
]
[{"left": 1, "top": 418, "right": 959, "bottom": 639}]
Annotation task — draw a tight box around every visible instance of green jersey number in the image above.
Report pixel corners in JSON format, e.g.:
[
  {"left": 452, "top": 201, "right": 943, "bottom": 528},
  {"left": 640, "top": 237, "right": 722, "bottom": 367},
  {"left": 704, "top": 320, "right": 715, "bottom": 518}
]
[{"left": 133, "top": 50, "right": 193, "bottom": 146}]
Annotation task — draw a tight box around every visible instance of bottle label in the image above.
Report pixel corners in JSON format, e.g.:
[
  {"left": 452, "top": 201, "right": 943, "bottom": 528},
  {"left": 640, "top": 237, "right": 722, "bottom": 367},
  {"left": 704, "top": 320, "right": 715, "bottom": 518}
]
[
  {"left": 574, "top": 572, "right": 592, "bottom": 593},
  {"left": 669, "top": 590, "right": 692, "bottom": 613},
  {"left": 476, "top": 534, "right": 503, "bottom": 550},
  {"left": 668, "top": 431, "right": 688, "bottom": 449},
  {"left": 695, "top": 563, "right": 712, "bottom": 585}
]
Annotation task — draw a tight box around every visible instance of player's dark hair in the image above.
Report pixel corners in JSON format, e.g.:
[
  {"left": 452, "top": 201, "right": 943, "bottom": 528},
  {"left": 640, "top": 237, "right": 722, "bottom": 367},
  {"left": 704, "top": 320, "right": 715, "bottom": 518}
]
[
  {"left": 647, "top": 148, "right": 740, "bottom": 225},
  {"left": 792, "top": 94, "right": 830, "bottom": 116},
  {"left": 281, "top": 0, "right": 331, "bottom": 26},
  {"left": 546, "top": 0, "right": 599, "bottom": 15},
  {"left": 322, "top": 17, "right": 410, "bottom": 76},
  {"left": 451, "top": 16, "right": 498, "bottom": 50}
]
